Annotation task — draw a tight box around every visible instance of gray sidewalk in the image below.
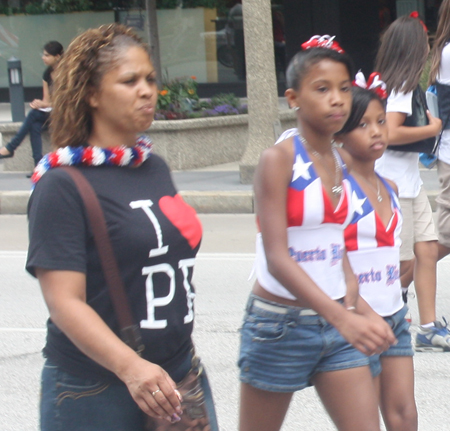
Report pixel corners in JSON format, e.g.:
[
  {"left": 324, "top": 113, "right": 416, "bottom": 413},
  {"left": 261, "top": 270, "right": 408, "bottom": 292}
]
[
  {"left": 0, "top": 102, "right": 441, "bottom": 215},
  {"left": 0, "top": 162, "right": 254, "bottom": 214}
]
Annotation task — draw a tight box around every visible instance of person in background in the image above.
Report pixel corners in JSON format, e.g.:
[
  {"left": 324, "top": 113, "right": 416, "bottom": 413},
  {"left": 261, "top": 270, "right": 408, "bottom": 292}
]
[
  {"left": 0, "top": 41, "right": 63, "bottom": 171},
  {"left": 374, "top": 14, "right": 449, "bottom": 351},
  {"left": 428, "top": 0, "right": 450, "bottom": 266}
]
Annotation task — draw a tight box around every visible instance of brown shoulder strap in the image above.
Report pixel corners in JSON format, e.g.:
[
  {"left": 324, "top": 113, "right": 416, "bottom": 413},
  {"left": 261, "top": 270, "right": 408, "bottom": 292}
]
[{"left": 60, "top": 166, "right": 144, "bottom": 354}]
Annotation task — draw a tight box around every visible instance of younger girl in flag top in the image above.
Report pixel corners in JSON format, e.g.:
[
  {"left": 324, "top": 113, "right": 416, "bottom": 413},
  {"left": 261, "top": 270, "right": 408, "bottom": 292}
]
[
  {"left": 238, "top": 36, "right": 396, "bottom": 431},
  {"left": 335, "top": 77, "right": 417, "bottom": 431}
]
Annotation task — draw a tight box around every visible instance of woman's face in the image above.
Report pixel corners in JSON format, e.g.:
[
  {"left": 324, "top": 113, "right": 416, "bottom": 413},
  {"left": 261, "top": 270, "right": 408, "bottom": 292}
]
[
  {"left": 89, "top": 46, "right": 158, "bottom": 142},
  {"left": 42, "top": 50, "right": 60, "bottom": 67}
]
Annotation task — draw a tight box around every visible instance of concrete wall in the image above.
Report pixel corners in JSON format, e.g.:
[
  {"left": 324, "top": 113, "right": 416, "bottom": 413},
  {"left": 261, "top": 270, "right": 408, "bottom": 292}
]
[{"left": 0, "top": 110, "right": 297, "bottom": 172}]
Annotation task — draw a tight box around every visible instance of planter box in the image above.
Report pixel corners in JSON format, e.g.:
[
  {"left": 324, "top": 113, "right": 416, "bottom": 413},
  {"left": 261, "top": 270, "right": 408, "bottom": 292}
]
[{"left": 0, "top": 110, "right": 297, "bottom": 172}]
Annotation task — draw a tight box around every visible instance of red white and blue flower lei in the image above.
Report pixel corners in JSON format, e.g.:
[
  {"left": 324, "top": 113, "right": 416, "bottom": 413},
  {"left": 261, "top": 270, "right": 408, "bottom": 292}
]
[{"left": 31, "top": 135, "right": 153, "bottom": 185}]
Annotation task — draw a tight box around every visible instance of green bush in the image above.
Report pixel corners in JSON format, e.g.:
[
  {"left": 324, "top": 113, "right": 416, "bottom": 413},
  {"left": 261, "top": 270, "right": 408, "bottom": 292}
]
[
  {"left": 0, "top": 0, "right": 225, "bottom": 14},
  {"left": 154, "top": 76, "right": 247, "bottom": 121}
]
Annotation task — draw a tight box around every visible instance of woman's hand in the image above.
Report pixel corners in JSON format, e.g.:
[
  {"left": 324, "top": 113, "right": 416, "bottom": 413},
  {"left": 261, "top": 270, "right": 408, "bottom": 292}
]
[
  {"left": 117, "top": 356, "right": 182, "bottom": 422},
  {"left": 36, "top": 269, "right": 182, "bottom": 423}
]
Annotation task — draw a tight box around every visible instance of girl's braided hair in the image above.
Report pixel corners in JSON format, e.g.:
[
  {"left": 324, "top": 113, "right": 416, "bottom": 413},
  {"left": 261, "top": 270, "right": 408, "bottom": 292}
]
[{"left": 50, "top": 23, "right": 149, "bottom": 148}]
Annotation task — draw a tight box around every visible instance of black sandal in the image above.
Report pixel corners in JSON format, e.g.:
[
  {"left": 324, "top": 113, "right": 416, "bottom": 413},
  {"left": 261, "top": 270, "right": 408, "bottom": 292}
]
[{"left": 0, "top": 149, "right": 13, "bottom": 159}]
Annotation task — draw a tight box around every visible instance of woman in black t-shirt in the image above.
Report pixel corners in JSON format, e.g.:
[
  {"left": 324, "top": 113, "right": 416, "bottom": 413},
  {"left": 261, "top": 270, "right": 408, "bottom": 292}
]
[
  {"left": 26, "top": 24, "right": 217, "bottom": 431},
  {"left": 0, "top": 41, "right": 63, "bottom": 167}
]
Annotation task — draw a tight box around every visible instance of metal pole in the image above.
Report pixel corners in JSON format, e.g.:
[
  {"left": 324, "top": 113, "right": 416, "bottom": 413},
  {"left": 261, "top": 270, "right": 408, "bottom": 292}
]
[
  {"left": 7, "top": 57, "right": 25, "bottom": 122},
  {"left": 145, "top": 0, "right": 163, "bottom": 87}
]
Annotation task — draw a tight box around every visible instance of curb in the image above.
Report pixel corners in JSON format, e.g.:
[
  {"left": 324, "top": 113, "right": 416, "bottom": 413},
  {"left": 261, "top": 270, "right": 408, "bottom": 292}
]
[
  {"left": 180, "top": 191, "right": 254, "bottom": 214},
  {"left": 0, "top": 191, "right": 30, "bottom": 214},
  {"left": 0, "top": 190, "right": 438, "bottom": 215},
  {"left": 0, "top": 190, "right": 254, "bottom": 215}
]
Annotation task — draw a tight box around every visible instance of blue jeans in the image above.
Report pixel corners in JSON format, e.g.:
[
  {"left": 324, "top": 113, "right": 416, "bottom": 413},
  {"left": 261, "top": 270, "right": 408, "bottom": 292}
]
[
  {"left": 7, "top": 108, "right": 48, "bottom": 166},
  {"left": 40, "top": 354, "right": 218, "bottom": 431}
]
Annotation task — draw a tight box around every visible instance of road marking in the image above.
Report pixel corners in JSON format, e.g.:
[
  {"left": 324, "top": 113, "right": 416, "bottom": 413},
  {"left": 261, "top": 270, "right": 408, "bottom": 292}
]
[
  {"left": 197, "top": 253, "right": 255, "bottom": 260},
  {"left": 0, "top": 250, "right": 27, "bottom": 257},
  {"left": 0, "top": 327, "right": 46, "bottom": 332},
  {"left": 0, "top": 251, "right": 256, "bottom": 260}
]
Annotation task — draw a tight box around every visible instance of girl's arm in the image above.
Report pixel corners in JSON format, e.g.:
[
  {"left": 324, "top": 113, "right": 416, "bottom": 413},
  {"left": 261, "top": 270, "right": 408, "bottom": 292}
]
[
  {"left": 29, "top": 80, "right": 51, "bottom": 110},
  {"left": 342, "top": 250, "right": 359, "bottom": 310},
  {"left": 343, "top": 252, "right": 398, "bottom": 344},
  {"left": 386, "top": 111, "right": 441, "bottom": 145},
  {"left": 255, "top": 144, "right": 396, "bottom": 355},
  {"left": 36, "top": 268, "right": 182, "bottom": 422}
]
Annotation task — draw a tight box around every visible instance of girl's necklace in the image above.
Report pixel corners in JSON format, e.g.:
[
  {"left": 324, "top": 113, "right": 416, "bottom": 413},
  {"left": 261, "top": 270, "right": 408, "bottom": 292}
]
[
  {"left": 301, "top": 136, "right": 343, "bottom": 196},
  {"left": 355, "top": 172, "right": 383, "bottom": 202}
]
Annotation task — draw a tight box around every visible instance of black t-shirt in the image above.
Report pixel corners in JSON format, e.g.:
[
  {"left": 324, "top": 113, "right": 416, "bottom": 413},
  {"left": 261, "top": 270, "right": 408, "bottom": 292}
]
[
  {"left": 27, "top": 155, "right": 202, "bottom": 382},
  {"left": 42, "top": 66, "right": 52, "bottom": 87}
]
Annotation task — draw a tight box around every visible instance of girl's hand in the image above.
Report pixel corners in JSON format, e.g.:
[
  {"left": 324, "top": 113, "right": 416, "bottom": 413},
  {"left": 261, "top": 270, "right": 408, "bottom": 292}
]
[
  {"left": 334, "top": 312, "right": 396, "bottom": 356},
  {"left": 426, "top": 110, "right": 442, "bottom": 135},
  {"left": 118, "top": 357, "right": 182, "bottom": 423}
]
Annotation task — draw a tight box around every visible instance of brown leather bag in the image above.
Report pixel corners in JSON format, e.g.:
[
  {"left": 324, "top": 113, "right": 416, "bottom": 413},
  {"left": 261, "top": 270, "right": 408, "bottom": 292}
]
[{"left": 145, "top": 355, "right": 212, "bottom": 431}]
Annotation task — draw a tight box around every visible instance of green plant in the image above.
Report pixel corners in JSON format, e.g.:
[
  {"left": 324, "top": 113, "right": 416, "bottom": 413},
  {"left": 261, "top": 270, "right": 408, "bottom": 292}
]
[
  {"left": 182, "top": 0, "right": 224, "bottom": 8},
  {"left": 156, "top": 0, "right": 226, "bottom": 12},
  {"left": 156, "top": 76, "right": 199, "bottom": 111},
  {"left": 155, "top": 76, "right": 247, "bottom": 120},
  {"left": 25, "top": 2, "right": 45, "bottom": 14},
  {"left": 210, "top": 93, "right": 240, "bottom": 108},
  {"left": 42, "top": 0, "right": 92, "bottom": 14},
  {"left": 156, "top": 0, "right": 178, "bottom": 8}
]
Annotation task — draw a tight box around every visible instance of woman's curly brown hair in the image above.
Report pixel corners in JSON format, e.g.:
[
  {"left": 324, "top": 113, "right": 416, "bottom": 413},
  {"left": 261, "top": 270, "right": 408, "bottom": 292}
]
[{"left": 50, "top": 23, "right": 149, "bottom": 148}]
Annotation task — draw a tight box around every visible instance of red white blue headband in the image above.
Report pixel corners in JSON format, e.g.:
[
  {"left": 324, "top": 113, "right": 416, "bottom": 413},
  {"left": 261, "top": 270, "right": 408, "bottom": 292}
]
[
  {"left": 301, "top": 35, "right": 344, "bottom": 53},
  {"left": 410, "top": 11, "right": 428, "bottom": 32},
  {"left": 353, "top": 71, "right": 388, "bottom": 100}
]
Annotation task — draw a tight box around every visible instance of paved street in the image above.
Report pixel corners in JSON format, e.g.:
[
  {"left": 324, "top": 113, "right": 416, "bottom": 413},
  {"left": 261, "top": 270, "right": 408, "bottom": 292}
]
[{"left": 1, "top": 214, "right": 450, "bottom": 430}]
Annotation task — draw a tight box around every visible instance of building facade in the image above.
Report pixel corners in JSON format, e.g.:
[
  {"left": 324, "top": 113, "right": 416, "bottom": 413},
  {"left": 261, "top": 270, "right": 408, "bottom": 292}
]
[{"left": 0, "top": 0, "right": 442, "bottom": 102}]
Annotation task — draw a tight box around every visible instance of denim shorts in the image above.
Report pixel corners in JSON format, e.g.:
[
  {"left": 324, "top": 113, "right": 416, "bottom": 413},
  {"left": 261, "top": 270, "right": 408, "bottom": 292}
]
[
  {"left": 238, "top": 294, "right": 369, "bottom": 393},
  {"left": 368, "top": 305, "right": 414, "bottom": 377},
  {"left": 40, "top": 353, "right": 218, "bottom": 431}
]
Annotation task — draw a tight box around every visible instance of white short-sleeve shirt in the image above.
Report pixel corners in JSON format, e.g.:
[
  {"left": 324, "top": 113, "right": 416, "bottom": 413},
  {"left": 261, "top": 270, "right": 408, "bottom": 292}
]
[{"left": 374, "top": 90, "right": 422, "bottom": 199}]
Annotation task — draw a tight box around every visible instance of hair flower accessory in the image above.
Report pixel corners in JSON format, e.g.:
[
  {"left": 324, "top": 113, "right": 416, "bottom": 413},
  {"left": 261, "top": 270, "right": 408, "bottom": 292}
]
[
  {"left": 409, "top": 11, "right": 428, "bottom": 32},
  {"left": 353, "top": 71, "right": 388, "bottom": 100},
  {"left": 301, "top": 35, "right": 344, "bottom": 53}
]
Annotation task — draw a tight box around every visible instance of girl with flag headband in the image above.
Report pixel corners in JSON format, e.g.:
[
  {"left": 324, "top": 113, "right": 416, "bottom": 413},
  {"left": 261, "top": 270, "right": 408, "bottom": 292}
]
[
  {"left": 238, "top": 35, "right": 395, "bottom": 431},
  {"left": 335, "top": 76, "right": 418, "bottom": 430}
]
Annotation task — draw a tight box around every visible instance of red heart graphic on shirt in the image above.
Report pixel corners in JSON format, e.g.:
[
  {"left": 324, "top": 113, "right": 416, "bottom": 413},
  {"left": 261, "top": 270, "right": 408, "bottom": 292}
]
[{"left": 159, "top": 194, "right": 202, "bottom": 249}]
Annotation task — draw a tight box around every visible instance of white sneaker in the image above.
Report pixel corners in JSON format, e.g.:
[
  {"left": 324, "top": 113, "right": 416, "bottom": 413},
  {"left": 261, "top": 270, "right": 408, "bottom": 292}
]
[{"left": 415, "top": 319, "right": 450, "bottom": 352}]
